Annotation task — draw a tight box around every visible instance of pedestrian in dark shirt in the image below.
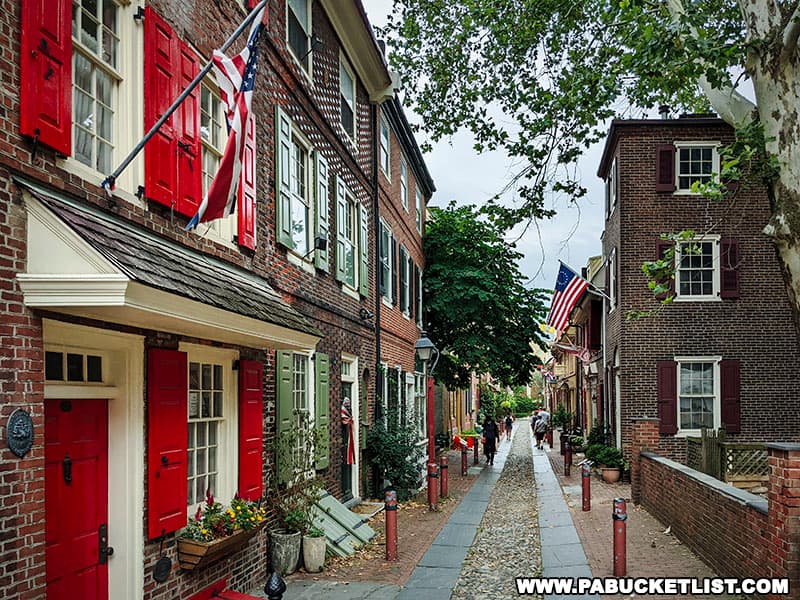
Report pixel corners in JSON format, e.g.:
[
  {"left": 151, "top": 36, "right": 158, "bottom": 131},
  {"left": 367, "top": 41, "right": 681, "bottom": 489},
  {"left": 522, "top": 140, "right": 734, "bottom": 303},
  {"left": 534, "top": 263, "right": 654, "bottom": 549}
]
[
  {"left": 504, "top": 414, "right": 514, "bottom": 441},
  {"left": 482, "top": 416, "right": 499, "bottom": 466}
]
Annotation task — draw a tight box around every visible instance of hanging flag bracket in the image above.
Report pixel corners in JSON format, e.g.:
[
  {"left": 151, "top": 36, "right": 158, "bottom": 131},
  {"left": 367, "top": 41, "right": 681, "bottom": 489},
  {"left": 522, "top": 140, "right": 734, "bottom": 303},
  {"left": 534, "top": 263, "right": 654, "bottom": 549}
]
[{"left": 100, "top": 0, "right": 268, "bottom": 195}]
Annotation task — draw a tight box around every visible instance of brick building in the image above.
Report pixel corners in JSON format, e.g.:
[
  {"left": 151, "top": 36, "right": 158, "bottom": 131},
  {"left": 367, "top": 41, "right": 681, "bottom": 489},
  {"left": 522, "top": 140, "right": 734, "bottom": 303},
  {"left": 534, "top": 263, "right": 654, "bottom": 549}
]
[
  {"left": 0, "top": 0, "right": 432, "bottom": 598},
  {"left": 375, "top": 96, "right": 434, "bottom": 464},
  {"left": 598, "top": 114, "right": 800, "bottom": 461}
]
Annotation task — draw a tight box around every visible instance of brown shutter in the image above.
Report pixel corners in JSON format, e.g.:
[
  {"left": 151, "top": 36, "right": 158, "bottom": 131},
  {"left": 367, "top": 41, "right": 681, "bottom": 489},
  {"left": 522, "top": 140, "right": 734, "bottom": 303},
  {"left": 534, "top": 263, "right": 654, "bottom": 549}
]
[
  {"left": 720, "top": 359, "right": 741, "bottom": 434},
  {"left": 656, "top": 360, "right": 677, "bottom": 435},
  {"left": 720, "top": 238, "right": 740, "bottom": 299},
  {"left": 656, "top": 240, "right": 675, "bottom": 299},
  {"left": 655, "top": 144, "right": 676, "bottom": 192}
]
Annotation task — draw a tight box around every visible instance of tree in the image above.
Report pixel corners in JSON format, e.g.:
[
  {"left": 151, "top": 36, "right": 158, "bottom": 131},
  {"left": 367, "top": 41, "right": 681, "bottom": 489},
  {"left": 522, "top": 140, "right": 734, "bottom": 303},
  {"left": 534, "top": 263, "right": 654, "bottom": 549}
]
[
  {"left": 384, "top": 0, "right": 800, "bottom": 331},
  {"left": 424, "top": 203, "right": 548, "bottom": 388}
]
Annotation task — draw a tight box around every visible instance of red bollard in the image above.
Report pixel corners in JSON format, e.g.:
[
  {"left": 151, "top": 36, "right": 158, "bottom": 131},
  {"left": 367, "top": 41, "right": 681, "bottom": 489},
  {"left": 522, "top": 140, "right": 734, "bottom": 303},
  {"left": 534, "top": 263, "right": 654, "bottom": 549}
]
[
  {"left": 581, "top": 461, "right": 591, "bottom": 511},
  {"left": 613, "top": 497, "right": 627, "bottom": 576},
  {"left": 461, "top": 442, "right": 468, "bottom": 476},
  {"left": 564, "top": 439, "right": 571, "bottom": 477},
  {"left": 427, "top": 462, "right": 438, "bottom": 510},
  {"left": 440, "top": 455, "right": 449, "bottom": 498},
  {"left": 473, "top": 440, "right": 479, "bottom": 465},
  {"left": 385, "top": 489, "right": 398, "bottom": 561}
]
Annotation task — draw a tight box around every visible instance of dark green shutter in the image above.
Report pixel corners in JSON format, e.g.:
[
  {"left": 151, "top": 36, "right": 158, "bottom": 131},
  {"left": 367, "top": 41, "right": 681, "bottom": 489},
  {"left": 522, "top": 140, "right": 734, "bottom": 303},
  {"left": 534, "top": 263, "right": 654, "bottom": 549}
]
[
  {"left": 391, "top": 235, "right": 398, "bottom": 305},
  {"left": 276, "top": 350, "right": 293, "bottom": 483},
  {"left": 275, "top": 106, "right": 293, "bottom": 247},
  {"left": 315, "top": 353, "right": 330, "bottom": 469}
]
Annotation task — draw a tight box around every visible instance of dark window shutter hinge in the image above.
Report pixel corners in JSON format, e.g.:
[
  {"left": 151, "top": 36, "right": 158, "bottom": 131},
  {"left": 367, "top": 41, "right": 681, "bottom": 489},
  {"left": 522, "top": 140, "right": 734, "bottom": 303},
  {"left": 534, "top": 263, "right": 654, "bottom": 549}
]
[{"left": 133, "top": 6, "right": 145, "bottom": 22}]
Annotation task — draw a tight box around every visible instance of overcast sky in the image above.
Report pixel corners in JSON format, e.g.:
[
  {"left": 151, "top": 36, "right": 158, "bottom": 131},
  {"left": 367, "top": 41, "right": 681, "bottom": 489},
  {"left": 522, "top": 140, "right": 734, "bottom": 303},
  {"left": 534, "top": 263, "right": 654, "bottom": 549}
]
[{"left": 361, "top": 0, "right": 607, "bottom": 292}]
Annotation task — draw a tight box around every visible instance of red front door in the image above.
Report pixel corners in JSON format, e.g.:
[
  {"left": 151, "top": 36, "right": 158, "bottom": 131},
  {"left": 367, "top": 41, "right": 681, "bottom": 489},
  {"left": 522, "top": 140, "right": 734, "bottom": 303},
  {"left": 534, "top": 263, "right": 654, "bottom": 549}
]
[{"left": 45, "top": 399, "right": 109, "bottom": 600}]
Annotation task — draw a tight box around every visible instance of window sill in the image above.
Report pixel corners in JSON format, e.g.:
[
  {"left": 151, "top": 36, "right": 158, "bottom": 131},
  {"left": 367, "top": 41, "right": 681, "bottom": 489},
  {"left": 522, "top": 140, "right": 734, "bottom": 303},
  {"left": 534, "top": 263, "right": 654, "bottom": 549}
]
[
  {"left": 58, "top": 156, "right": 143, "bottom": 210},
  {"left": 287, "top": 251, "right": 315, "bottom": 274},
  {"left": 382, "top": 297, "right": 393, "bottom": 309},
  {"left": 672, "top": 296, "right": 721, "bottom": 303},
  {"left": 341, "top": 285, "right": 359, "bottom": 300},
  {"left": 675, "top": 428, "right": 719, "bottom": 438}
]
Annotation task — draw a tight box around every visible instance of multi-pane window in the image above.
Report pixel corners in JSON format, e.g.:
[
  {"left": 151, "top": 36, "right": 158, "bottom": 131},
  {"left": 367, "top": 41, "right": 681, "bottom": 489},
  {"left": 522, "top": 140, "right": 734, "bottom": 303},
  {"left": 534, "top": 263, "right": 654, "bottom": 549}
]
[
  {"left": 400, "top": 159, "right": 408, "bottom": 210},
  {"left": 416, "top": 189, "right": 423, "bottom": 232},
  {"left": 188, "top": 361, "right": 223, "bottom": 506},
  {"left": 677, "top": 239, "right": 718, "bottom": 298},
  {"left": 339, "top": 190, "right": 357, "bottom": 287},
  {"left": 400, "top": 246, "right": 411, "bottom": 316},
  {"left": 678, "top": 361, "right": 716, "bottom": 430},
  {"left": 676, "top": 144, "right": 717, "bottom": 191},
  {"left": 380, "top": 222, "right": 392, "bottom": 301},
  {"left": 72, "top": 0, "right": 120, "bottom": 174},
  {"left": 416, "top": 267, "right": 423, "bottom": 327},
  {"left": 379, "top": 117, "right": 390, "bottom": 176},
  {"left": 200, "top": 83, "right": 234, "bottom": 240},
  {"left": 45, "top": 350, "right": 103, "bottom": 382},
  {"left": 606, "top": 158, "right": 617, "bottom": 217},
  {"left": 292, "top": 354, "right": 309, "bottom": 463},
  {"left": 340, "top": 57, "right": 356, "bottom": 141},
  {"left": 415, "top": 373, "right": 426, "bottom": 439},
  {"left": 287, "top": 0, "right": 311, "bottom": 71},
  {"left": 608, "top": 247, "right": 617, "bottom": 311},
  {"left": 290, "top": 137, "right": 311, "bottom": 255}
]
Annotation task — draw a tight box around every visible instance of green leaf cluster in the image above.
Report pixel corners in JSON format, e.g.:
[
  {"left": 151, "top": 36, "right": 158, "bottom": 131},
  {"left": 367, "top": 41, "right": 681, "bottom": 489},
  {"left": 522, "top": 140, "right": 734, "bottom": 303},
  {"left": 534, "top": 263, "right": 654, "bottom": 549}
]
[
  {"left": 365, "top": 405, "right": 425, "bottom": 501},
  {"left": 424, "top": 203, "right": 548, "bottom": 388}
]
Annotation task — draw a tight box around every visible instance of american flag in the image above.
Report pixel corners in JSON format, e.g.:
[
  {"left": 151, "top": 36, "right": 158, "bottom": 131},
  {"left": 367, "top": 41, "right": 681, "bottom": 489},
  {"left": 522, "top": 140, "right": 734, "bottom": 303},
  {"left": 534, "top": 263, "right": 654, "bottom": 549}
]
[
  {"left": 546, "top": 263, "right": 589, "bottom": 334},
  {"left": 341, "top": 402, "right": 355, "bottom": 465},
  {"left": 186, "top": 8, "right": 264, "bottom": 230}
]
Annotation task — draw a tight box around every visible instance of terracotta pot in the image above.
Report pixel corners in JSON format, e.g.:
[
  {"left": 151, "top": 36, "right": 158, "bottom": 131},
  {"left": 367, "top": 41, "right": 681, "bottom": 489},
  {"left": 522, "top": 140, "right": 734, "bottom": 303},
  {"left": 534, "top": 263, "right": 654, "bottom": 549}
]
[
  {"left": 601, "top": 467, "right": 621, "bottom": 484},
  {"left": 302, "top": 535, "right": 326, "bottom": 573},
  {"left": 269, "top": 528, "right": 301, "bottom": 576}
]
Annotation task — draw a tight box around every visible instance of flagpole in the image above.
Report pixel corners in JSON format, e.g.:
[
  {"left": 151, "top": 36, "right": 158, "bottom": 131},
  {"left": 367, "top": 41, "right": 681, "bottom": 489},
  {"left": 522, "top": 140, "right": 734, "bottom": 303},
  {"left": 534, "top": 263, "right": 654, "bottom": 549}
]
[{"left": 99, "top": 0, "right": 268, "bottom": 195}]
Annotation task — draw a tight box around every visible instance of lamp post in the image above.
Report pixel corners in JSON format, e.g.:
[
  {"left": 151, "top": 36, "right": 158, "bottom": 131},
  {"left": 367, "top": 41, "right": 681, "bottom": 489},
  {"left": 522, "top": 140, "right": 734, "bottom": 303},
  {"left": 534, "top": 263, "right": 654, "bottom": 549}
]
[{"left": 415, "top": 332, "right": 439, "bottom": 509}]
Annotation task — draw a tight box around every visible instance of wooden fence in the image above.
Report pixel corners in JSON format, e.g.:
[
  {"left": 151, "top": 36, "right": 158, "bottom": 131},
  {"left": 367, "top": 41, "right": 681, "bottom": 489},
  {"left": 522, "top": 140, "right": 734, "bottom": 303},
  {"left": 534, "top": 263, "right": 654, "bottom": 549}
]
[{"left": 686, "top": 428, "right": 768, "bottom": 490}]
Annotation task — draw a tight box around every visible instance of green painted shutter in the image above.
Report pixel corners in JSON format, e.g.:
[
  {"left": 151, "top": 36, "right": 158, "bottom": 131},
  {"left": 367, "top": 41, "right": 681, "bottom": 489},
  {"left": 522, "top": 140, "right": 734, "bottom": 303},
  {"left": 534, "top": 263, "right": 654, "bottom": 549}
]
[
  {"left": 276, "top": 350, "right": 293, "bottom": 484},
  {"left": 314, "top": 151, "right": 330, "bottom": 271},
  {"left": 359, "top": 204, "right": 369, "bottom": 296},
  {"left": 315, "top": 353, "right": 330, "bottom": 469},
  {"left": 335, "top": 175, "right": 346, "bottom": 282},
  {"left": 275, "top": 106, "right": 293, "bottom": 247}
]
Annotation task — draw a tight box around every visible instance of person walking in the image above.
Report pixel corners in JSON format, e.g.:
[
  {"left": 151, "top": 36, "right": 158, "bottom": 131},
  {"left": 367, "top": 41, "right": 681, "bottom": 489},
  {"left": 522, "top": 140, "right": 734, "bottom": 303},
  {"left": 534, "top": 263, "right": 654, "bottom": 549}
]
[
  {"left": 534, "top": 415, "right": 547, "bottom": 449},
  {"left": 482, "top": 416, "right": 499, "bottom": 466},
  {"left": 504, "top": 414, "right": 514, "bottom": 441}
]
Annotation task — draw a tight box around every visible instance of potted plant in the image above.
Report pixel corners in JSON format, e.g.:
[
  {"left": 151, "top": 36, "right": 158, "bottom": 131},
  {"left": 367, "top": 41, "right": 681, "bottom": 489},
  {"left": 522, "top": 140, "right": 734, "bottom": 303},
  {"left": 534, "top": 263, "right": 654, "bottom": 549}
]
[
  {"left": 594, "top": 446, "right": 625, "bottom": 483},
  {"left": 302, "top": 525, "right": 326, "bottom": 573},
  {"left": 178, "top": 490, "right": 267, "bottom": 571}
]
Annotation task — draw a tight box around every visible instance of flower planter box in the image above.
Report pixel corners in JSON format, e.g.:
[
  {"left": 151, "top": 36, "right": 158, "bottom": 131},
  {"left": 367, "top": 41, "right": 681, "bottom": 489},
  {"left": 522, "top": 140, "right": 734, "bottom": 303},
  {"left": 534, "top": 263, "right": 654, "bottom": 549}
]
[{"left": 178, "top": 523, "right": 266, "bottom": 571}]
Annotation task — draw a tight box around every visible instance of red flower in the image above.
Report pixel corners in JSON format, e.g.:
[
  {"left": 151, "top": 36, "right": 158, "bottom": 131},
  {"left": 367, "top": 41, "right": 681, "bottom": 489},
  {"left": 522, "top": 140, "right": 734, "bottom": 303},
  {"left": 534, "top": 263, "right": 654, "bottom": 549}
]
[{"left": 194, "top": 505, "right": 202, "bottom": 521}]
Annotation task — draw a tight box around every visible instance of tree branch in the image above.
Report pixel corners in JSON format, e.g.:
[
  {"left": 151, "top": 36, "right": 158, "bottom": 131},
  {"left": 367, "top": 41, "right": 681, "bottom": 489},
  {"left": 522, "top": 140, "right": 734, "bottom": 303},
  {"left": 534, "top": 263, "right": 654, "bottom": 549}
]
[
  {"left": 782, "top": 2, "right": 800, "bottom": 60},
  {"left": 665, "top": 0, "right": 757, "bottom": 127}
]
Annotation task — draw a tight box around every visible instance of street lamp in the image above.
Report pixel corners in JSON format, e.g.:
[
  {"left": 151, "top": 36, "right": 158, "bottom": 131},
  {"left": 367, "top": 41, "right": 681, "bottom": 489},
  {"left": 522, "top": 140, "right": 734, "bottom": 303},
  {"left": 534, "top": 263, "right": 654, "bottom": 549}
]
[{"left": 415, "top": 332, "right": 439, "bottom": 508}]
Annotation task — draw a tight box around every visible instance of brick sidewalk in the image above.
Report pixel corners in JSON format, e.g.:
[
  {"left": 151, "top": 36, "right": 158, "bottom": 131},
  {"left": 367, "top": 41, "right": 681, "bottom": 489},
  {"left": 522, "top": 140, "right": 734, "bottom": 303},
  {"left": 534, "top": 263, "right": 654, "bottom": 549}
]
[
  {"left": 546, "top": 432, "right": 740, "bottom": 599},
  {"left": 287, "top": 448, "right": 482, "bottom": 587}
]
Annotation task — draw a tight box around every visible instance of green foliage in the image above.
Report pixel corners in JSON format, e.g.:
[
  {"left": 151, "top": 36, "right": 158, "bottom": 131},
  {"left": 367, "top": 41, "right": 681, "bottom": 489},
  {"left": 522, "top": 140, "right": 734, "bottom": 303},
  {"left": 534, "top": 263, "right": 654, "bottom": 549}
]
[
  {"left": 182, "top": 490, "right": 267, "bottom": 542},
  {"left": 306, "top": 525, "right": 325, "bottom": 538},
  {"left": 569, "top": 435, "right": 584, "bottom": 448},
  {"left": 423, "top": 203, "right": 547, "bottom": 388},
  {"left": 552, "top": 404, "right": 573, "bottom": 430},
  {"left": 586, "top": 420, "right": 609, "bottom": 447},
  {"left": 593, "top": 446, "right": 625, "bottom": 469},
  {"left": 366, "top": 405, "right": 425, "bottom": 501},
  {"left": 584, "top": 443, "right": 606, "bottom": 464},
  {"left": 514, "top": 395, "right": 535, "bottom": 415},
  {"left": 382, "top": 0, "right": 764, "bottom": 233}
]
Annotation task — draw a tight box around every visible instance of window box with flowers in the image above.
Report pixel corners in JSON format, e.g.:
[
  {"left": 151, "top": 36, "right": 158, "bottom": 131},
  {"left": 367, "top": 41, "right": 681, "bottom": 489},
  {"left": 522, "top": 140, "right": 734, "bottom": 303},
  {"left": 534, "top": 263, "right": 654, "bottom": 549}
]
[{"left": 177, "top": 491, "right": 267, "bottom": 571}]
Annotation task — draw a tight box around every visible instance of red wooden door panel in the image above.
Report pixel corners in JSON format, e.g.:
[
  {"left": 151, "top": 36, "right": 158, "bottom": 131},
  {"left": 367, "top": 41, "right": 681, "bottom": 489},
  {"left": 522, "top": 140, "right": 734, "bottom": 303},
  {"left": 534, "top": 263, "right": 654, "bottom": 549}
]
[{"left": 45, "top": 399, "right": 109, "bottom": 600}]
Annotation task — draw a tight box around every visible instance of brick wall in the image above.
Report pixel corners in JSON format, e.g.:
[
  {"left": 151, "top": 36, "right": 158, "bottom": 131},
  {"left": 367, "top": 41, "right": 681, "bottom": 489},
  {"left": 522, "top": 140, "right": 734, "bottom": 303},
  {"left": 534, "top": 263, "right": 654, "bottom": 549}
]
[
  {"left": 631, "top": 421, "right": 800, "bottom": 598},
  {"left": 602, "top": 118, "right": 800, "bottom": 460}
]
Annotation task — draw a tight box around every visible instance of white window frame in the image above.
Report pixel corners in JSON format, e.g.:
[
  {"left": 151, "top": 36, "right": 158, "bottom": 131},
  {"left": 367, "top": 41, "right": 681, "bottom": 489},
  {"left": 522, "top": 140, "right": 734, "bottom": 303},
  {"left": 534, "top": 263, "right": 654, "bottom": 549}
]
[
  {"left": 339, "top": 54, "right": 357, "bottom": 144},
  {"left": 181, "top": 343, "right": 238, "bottom": 515},
  {"left": 606, "top": 157, "right": 617, "bottom": 218},
  {"left": 199, "top": 79, "right": 236, "bottom": 246},
  {"left": 286, "top": 0, "right": 313, "bottom": 77},
  {"left": 415, "top": 188, "right": 423, "bottom": 232},
  {"left": 379, "top": 115, "right": 390, "bottom": 178},
  {"left": 380, "top": 220, "right": 393, "bottom": 304},
  {"left": 400, "top": 158, "right": 408, "bottom": 211},
  {"left": 674, "top": 141, "right": 720, "bottom": 194},
  {"left": 674, "top": 235, "right": 721, "bottom": 301},
  {"left": 416, "top": 266, "right": 423, "bottom": 328},
  {"left": 674, "top": 356, "right": 722, "bottom": 436},
  {"left": 289, "top": 129, "right": 314, "bottom": 258},
  {"left": 62, "top": 0, "right": 143, "bottom": 206},
  {"left": 338, "top": 184, "right": 359, "bottom": 290},
  {"left": 401, "top": 245, "right": 411, "bottom": 318},
  {"left": 414, "top": 372, "right": 426, "bottom": 439},
  {"left": 380, "top": 361, "right": 389, "bottom": 415},
  {"left": 608, "top": 247, "right": 617, "bottom": 313},
  {"left": 291, "top": 351, "right": 316, "bottom": 471}
]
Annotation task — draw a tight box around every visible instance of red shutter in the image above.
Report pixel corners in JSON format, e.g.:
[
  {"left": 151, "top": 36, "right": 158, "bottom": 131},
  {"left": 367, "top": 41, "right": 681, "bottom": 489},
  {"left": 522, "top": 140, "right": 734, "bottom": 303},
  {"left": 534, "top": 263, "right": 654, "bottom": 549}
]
[
  {"left": 144, "top": 7, "right": 178, "bottom": 209},
  {"left": 655, "top": 144, "right": 676, "bottom": 192},
  {"left": 20, "top": 0, "right": 72, "bottom": 155},
  {"left": 175, "top": 41, "right": 202, "bottom": 217},
  {"left": 238, "top": 360, "right": 263, "bottom": 501},
  {"left": 656, "top": 239, "right": 675, "bottom": 299},
  {"left": 147, "top": 348, "right": 188, "bottom": 539},
  {"left": 656, "top": 360, "right": 677, "bottom": 435},
  {"left": 720, "top": 359, "right": 741, "bottom": 434},
  {"left": 238, "top": 116, "right": 257, "bottom": 250},
  {"left": 720, "top": 238, "right": 740, "bottom": 299}
]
